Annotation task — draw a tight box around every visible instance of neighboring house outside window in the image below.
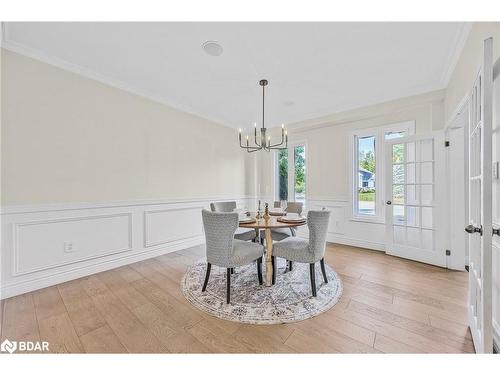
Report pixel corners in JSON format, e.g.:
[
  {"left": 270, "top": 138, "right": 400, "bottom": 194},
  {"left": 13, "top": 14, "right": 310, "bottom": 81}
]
[{"left": 351, "top": 121, "right": 414, "bottom": 223}]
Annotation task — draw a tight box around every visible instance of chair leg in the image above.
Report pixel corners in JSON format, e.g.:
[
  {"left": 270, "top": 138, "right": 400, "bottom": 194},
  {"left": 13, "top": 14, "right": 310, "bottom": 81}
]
[
  {"left": 271, "top": 256, "right": 276, "bottom": 285},
  {"left": 257, "top": 257, "right": 263, "bottom": 285},
  {"left": 202, "top": 263, "right": 211, "bottom": 292},
  {"left": 231, "top": 268, "right": 234, "bottom": 274},
  {"left": 226, "top": 268, "right": 231, "bottom": 304},
  {"left": 320, "top": 258, "right": 328, "bottom": 284},
  {"left": 289, "top": 260, "right": 293, "bottom": 272},
  {"left": 310, "top": 263, "right": 317, "bottom": 297}
]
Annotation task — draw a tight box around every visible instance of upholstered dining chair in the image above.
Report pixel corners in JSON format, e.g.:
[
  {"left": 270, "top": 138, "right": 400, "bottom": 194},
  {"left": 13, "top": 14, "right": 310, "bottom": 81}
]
[
  {"left": 261, "top": 201, "right": 304, "bottom": 244},
  {"left": 272, "top": 210, "right": 331, "bottom": 296},
  {"left": 210, "top": 201, "right": 257, "bottom": 242},
  {"left": 201, "top": 210, "right": 264, "bottom": 304}
]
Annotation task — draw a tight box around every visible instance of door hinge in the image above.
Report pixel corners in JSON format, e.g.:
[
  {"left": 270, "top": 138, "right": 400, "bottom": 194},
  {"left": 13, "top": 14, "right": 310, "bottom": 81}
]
[
  {"left": 445, "top": 140, "right": 450, "bottom": 147},
  {"left": 446, "top": 249, "right": 451, "bottom": 256}
]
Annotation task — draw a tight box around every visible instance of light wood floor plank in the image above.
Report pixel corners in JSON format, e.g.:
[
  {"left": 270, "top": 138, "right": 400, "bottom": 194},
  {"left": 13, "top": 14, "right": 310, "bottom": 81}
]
[
  {"left": 37, "top": 312, "right": 83, "bottom": 353},
  {"left": 79, "top": 325, "right": 127, "bottom": 353},
  {"left": 57, "top": 280, "right": 107, "bottom": 337},
  {"left": 1, "top": 293, "right": 40, "bottom": 342}
]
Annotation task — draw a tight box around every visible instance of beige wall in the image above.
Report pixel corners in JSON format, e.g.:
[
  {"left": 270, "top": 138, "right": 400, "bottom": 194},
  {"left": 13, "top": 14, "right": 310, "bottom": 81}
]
[
  {"left": 1, "top": 49, "right": 246, "bottom": 206},
  {"left": 252, "top": 90, "right": 445, "bottom": 201}
]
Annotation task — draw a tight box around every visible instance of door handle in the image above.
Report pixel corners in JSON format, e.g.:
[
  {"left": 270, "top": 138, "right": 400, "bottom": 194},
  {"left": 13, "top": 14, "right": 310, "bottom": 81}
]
[
  {"left": 386, "top": 201, "right": 392, "bottom": 205},
  {"left": 493, "top": 228, "right": 500, "bottom": 237},
  {"left": 465, "top": 224, "right": 483, "bottom": 235}
]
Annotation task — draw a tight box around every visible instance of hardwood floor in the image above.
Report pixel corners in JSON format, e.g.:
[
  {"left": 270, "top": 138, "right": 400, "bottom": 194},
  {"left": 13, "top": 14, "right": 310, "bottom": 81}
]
[{"left": 0, "top": 243, "right": 474, "bottom": 353}]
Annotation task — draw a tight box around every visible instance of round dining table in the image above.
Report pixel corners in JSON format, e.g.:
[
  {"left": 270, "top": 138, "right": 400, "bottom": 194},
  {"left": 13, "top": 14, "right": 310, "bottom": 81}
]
[{"left": 239, "top": 216, "right": 307, "bottom": 287}]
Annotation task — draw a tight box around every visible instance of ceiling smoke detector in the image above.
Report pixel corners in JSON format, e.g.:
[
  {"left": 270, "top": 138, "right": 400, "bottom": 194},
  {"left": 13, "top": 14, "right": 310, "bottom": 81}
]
[{"left": 202, "top": 41, "right": 223, "bottom": 56}]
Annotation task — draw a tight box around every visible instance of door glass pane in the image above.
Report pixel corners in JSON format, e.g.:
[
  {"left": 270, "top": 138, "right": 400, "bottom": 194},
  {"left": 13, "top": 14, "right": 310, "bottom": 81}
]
[
  {"left": 421, "top": 207, "right": 433, "bottom": 229},
  {"left": 393, "top": 184, "right": 405, "bottom": 205},
  {"left": 393, "top": 205, "right": 405, "bottom": 225},
  {"left": 421, "top": 162, "right": 434, "bottom": 184},
  {"left": 393, "top": 164, "right": 404, "bottom": 184},
  {"left": 407, "top": 185, "right": 419, "bottom": 205},
  {"left": 407, "top": 206, "right": 420, "bottom": 227},
  {"left": 392, "top": 143, "right": 405, "bottom": 163},
  {"left": 407, "top": 163, "right": 416, "bottom": 184},
  {"left": 294, "top": 145, "right": 306, "bottom": 204},
  {"left": 385, "top": 131, "right": 406, "bottom": 140},
  {"left": 421, "top": 185, "right": 433, "bottom": 206},
  {"left": 357, "top": 136, "right": 376, "bottom": 215},
  {"left": 277, "top": 149, "right": 288, "bottom": 201}
]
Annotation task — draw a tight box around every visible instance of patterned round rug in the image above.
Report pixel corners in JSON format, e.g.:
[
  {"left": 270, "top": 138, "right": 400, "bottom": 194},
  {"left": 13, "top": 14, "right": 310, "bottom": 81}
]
[{"left": 181, "top": 257, "right": 343, "bottom": 324}]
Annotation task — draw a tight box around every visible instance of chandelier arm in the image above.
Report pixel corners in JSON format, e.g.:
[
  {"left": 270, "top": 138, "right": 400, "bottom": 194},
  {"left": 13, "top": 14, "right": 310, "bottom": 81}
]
[
  {"left": 240, "top": 138, "right": 261, "bottom": 150},
  {"left": 269, "top": 132, "right": 286, "bottom": 148},
  {"left": 254, "top": 129, "right": 260, "bottom": 147},
  {"left": 246, "top": 147, "right": 262, "bottom": 153},
  {"left": 269, "top": 145, "right": 288, "bottom": 150}
]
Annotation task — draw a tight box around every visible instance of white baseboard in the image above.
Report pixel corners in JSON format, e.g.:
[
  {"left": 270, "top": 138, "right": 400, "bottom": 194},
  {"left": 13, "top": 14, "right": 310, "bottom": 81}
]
[{"left": 326, "top": 234, "right": 385, "bottom": 251}]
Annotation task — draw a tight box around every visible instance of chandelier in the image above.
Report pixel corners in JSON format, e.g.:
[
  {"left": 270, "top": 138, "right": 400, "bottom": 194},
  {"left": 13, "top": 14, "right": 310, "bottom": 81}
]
[{"left": 239, "top": 79, "right": 288, "bottom": 152}]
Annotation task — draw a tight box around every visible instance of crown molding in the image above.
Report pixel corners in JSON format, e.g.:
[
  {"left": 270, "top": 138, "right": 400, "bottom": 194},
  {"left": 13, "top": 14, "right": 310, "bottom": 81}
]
[
  {"left": 440, "top": 22, "right": 473, "bottom": 87},
  {"left": 1, "top": 29, "right": 237, "bottom": 131}
]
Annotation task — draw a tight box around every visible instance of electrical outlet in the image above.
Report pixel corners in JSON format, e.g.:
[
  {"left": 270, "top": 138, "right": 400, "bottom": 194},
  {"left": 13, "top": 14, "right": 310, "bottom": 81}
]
[{"left": 63, "top": 241, "right": 76, "bottom": 253}]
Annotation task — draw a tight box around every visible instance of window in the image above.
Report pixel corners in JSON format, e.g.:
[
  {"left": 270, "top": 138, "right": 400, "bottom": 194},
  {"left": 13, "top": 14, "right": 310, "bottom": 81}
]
[
  {"left": 352, "top": 122, "right": 414, "bottom": 222},
  {"left": 294, "top": 145, "right": 306, "bottom": 204},
  {"left": 274, "top": 142, "right": 307, "bottom": 204},
  {"left": 277, "top": 149, "right": 288, "bottom": 201}
]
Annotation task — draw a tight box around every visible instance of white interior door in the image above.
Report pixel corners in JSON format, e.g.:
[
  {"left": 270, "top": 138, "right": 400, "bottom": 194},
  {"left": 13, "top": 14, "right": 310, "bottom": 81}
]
[
  {"left": 465, "top": 38, "right": 493, "bottom": 354},
  {"left": 385, "top": 132, "right": 446, "bottom": 267}
]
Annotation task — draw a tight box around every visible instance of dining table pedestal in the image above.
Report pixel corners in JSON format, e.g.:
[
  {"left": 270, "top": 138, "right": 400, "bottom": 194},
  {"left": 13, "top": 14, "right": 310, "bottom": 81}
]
[{"left": 239, "top": 216, "right": 306, "bottom": 287}]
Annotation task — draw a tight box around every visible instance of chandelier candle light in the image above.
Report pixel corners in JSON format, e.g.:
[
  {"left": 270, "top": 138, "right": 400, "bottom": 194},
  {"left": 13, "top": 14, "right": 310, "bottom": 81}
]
[{"left": 239, "top": 79, "right": 288, "bottom": 152}]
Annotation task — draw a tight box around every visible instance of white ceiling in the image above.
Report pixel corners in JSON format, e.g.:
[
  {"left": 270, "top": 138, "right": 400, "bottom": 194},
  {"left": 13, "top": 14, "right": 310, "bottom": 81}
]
[{"left": 3, "top": 22, "right": 468, "bottom": 129}]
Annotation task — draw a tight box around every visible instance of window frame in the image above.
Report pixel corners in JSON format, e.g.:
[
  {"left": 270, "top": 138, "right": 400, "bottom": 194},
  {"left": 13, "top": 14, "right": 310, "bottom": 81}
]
[{"left": 350, "top": 121, "right": 415, "bottom": 223}]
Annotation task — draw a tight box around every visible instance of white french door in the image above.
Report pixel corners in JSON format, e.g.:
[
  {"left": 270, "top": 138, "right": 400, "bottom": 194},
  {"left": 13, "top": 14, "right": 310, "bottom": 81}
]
[
  {"left": 385, "top": 132, "right": 446, "bottom": 267},
  {"left": 465, "top": 38, "right": 493, "bottom": 353}
]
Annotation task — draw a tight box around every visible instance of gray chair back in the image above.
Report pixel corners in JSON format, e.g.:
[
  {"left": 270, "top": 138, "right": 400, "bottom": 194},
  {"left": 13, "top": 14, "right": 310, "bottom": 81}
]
[
  {"left": 287, "top": 202, "right": 303, "bottom": 215},
  {"left": 307, "top": 210, "right": 331, "bottom": 261},
  {"left": 273, "top": 201, "right": 303, "bottom": 215},
  {"left": 201, "top": 210, "right": 237, "bottom": 266},
  {"left": 210, "top": 201, "right": 237, "bottom": 213}
]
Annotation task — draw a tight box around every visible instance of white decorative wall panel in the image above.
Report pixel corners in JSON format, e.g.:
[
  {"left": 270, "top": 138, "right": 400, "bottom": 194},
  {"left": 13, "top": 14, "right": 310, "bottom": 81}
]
[{"left": 13, "top": 213, "right": 132, "bottom": 275}]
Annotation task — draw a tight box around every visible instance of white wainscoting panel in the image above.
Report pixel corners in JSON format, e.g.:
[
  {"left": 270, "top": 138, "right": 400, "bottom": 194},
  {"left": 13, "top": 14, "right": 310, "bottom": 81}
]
[
  {"left": 13, "top": 213, "right": 133, "bottom": 276},
  {"left": 1, "top": 197, "right": 247, "bottom": 299}
]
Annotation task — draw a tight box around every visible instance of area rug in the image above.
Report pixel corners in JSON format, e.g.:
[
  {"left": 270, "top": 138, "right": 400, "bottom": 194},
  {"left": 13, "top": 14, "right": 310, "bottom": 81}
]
[{"left": 181, "top": 257, "right": 343, "bottom": 324}]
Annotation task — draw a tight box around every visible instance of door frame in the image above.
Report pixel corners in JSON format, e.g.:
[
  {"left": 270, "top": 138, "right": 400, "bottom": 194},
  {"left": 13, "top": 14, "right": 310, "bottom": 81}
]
[{"left": 445, "top": 101, "right": 470, "bottom": 270}]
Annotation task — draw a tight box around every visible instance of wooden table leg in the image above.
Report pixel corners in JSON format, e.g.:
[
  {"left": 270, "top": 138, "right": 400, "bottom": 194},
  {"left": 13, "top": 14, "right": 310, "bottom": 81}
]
[{"left": 265, "top": 228, "right": 273, "bottom": 287}]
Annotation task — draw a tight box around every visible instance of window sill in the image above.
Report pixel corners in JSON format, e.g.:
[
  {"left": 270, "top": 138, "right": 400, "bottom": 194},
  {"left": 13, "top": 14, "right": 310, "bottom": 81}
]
[{"left": 350, "top": 216, "right": 385, "bottom": 225}]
